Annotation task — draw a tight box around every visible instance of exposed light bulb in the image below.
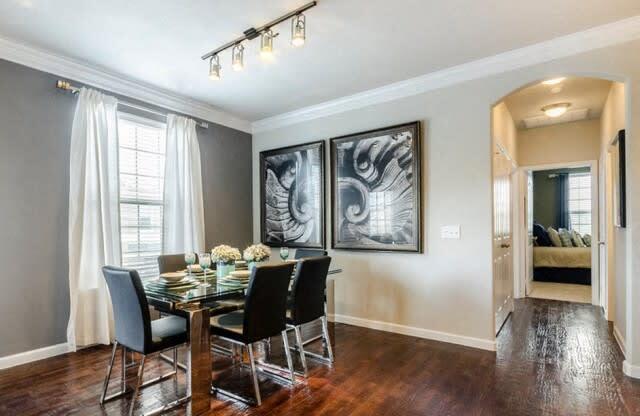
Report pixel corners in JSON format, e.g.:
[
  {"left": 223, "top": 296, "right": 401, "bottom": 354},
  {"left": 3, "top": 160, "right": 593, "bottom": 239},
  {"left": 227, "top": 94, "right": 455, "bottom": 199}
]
[
  {"left": 291, "top": 13, "right": 306, "bottom": 47},
  {"left": 542, "top": 77, "right": 566, "bottom": 85},
  {"left": 208, "top": 55, "right": 221, "bottom": 80},
  {"left": 260, "top": 30, "right": 274, "bottom": 60},
  {"left": 541, "top": 103, "right": 571, "bottom": 117},
  {"left": 232, "top": 43, "right": 244, "bottom": 71}
]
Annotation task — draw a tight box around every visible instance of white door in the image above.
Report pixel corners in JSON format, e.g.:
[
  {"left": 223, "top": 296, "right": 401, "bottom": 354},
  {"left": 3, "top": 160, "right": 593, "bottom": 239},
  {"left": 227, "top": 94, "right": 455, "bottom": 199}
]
[
  {"left": 525, "top": 171, "right": 534, "bottom": 296},
  {"left": 494, "top": 145, "right": 514, "bottom": 335}
]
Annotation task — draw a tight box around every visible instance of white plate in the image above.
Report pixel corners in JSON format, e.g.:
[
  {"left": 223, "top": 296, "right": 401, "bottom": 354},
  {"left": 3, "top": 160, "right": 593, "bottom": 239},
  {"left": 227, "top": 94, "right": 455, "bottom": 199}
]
[
  {"left": 230, "top": 270, "right": 251, "bottom": 278},
  {"left": 160, "top": 271, "right": 187, "bottom": 282},
  {"left": 186, "top": 264, "right": 203, "bottom": 273}
]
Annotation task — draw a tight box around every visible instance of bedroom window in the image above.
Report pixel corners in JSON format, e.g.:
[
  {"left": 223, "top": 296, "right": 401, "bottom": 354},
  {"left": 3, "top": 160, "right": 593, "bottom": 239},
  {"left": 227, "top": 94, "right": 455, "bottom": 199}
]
[
  {"left": 568, "top": 172, "right": 591, "bottom": 235},
  {"left": 118, "top": 113, "right": 166, "bottom": 280}
]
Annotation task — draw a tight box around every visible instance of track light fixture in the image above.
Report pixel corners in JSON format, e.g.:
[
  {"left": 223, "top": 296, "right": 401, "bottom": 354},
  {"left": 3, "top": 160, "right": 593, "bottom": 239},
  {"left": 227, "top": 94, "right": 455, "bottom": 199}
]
[
  {"left": 291, "top": 14, "right": 306, "bottom": 47},
  {"left": 201, "top": 1, "right": 317, "bottom": 80},
  {"left": 232, "top": 44, "right": 245, "bottom": 71},
  {"left": 260, "top": 30, "right": 274, "bottom": 59},
  {"left": 208, "top": 55, "right": 220, "bottom": 80}
]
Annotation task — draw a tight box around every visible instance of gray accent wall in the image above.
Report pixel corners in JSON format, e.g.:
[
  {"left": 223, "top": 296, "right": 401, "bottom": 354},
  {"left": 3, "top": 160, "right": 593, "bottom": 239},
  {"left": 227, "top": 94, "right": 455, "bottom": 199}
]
[{"left": 0, "top": 58, "right": 252, "bottom": 357}]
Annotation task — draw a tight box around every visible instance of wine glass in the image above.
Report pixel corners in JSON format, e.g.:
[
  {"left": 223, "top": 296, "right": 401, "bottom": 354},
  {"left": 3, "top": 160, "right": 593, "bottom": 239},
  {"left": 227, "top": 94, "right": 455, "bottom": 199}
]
[
  {"left": 279, "top": 247, "right": 290, "bottom": 262},
  {"left": 185, "top": 252, "right": 196, "bottom": 277},
  {"left": 199, "top": 253, "right": 212, "bottom": 288}
]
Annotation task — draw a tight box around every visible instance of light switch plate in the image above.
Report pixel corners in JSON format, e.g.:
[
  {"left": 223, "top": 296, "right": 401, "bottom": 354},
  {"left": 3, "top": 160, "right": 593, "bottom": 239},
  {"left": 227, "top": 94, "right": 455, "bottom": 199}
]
[{"left": 441, "top": 225, "right": 461, "bottom": 240}]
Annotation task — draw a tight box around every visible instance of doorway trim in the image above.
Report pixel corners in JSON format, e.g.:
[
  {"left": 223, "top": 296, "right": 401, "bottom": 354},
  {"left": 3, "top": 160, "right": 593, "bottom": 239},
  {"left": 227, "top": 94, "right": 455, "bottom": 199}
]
[{"left": 515, "top": 159, "right": 600, "bottom": 306}]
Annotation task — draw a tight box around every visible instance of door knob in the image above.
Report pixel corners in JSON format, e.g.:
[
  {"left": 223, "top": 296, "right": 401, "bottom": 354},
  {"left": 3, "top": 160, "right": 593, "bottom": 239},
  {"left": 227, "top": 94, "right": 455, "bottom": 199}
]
[{"left": 501, "top": 243, "right": 511, "bottom": 248}]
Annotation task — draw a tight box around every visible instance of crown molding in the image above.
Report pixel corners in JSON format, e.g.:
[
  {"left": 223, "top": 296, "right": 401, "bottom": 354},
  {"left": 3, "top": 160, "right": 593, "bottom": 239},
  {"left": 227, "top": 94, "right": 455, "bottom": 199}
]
[
  {"left": 252, "top": 15, "right": 640, "bottom": 133},
  {"left": 0, "top": 36, "right": 252, "bottom": 133}
]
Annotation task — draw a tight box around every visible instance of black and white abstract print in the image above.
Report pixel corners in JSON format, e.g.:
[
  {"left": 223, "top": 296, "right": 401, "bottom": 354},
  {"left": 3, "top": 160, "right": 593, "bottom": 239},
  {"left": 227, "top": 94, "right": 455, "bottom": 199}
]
[
  {"left": 331, "top": 122, "right": 422, "bottom": 252},
  {"left": 260, "top": 141, "right": 325, "bottom": 248}
]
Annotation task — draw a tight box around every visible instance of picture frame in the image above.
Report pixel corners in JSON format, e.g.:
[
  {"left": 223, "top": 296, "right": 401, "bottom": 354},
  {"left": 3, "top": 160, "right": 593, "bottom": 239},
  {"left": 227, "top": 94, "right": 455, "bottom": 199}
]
[
  {"left": 260, "top": 140, "right": 325, "bottom": 248},
  {"left": 330, "top": 121, "right": 423, "bottom": 252},
  {"left": 611, "top": 129, "right": 626, "bottom": 228}
]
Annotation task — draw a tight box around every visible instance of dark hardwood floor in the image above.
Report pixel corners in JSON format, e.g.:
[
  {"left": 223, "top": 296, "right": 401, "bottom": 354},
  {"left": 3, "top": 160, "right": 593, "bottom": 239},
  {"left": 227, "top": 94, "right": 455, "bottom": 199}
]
[{"left": 1, "top": 298, "right": 640, "bottom": 415}]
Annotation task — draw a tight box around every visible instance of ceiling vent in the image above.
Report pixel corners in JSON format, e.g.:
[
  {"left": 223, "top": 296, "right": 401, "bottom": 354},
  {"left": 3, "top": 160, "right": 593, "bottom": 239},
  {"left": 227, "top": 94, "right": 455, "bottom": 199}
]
[{"left": 521, "top": 108, "right": 590, "bottom": 129}]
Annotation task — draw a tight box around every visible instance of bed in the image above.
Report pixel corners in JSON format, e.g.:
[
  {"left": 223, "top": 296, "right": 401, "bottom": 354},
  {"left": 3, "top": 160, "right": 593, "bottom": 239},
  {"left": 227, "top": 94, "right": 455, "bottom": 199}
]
[{"left": 533, "top": 246, "right": 591, "bottom": 285}]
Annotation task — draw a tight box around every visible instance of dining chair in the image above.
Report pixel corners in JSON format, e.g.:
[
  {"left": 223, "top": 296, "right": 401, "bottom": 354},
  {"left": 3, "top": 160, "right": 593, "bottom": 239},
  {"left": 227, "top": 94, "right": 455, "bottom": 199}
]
[
  {"left": 286, "top": 256, "right": 334, "bottom": 377},
  {"left": 157, "top": 253, "right": 197, "bottom": 274},
  {"left": 101, "top": 266, "right": 190, "bottom": 416},
  {"left": 210, "top": 262, "right": 296, "bottom": 406},
  {"left": 294, "top": 248, "right": 328, "bottom": 259}
]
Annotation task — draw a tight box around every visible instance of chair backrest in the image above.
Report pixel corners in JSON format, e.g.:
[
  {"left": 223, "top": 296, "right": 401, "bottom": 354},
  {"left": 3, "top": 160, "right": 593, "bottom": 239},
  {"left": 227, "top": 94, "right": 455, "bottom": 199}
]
[
  {"left": 242, "top": 263, "right": 295, "bottom": 343},
  {"left": 102, "top": 266, "right": 152, "bottom": 354},
  {"left": 289, "top": 256, "right": 331, "bottom": 325},
  {"left": 294, "top": 249, "right": 328, "bottom": 259},
  {"left": 158, "top": 253, "right": 198, "bottom": 274}
]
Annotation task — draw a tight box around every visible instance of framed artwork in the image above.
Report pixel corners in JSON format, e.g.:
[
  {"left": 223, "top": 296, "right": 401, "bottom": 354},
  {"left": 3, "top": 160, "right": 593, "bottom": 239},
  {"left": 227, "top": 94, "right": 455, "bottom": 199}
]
[
  {"left": 330, "top": 121, "right": 422, "bottom": 252},
  {"left": 260, "top": 140, "right": 325, "bottom": 248},
  {"left": 610, "top": 129, "right": 626, "bottom": 228}
]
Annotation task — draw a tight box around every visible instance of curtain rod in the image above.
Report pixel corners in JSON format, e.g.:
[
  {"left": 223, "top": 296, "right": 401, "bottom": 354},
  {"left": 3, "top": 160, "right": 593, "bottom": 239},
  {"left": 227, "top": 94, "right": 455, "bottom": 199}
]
[{"left": 55, "top": 80, "right": 209, "bottom": 129}]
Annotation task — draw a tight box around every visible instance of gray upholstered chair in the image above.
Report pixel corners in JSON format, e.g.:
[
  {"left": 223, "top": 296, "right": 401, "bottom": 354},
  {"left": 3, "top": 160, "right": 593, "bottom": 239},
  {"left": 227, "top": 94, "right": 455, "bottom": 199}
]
[
  {"left": 157, "top": 253, "right": 196, "bottom": 274},
  {"left": 286, "top": 256, "right": 334, "bottom": 376},
  {"left": 294, "top": 249, "right": 328, "bottom": 259},
  {"left": 101, "top": 266, "right": 189, "bottom": 416},
  {"left": 210, "top": 263, "right": 296, "bottom": 406}
]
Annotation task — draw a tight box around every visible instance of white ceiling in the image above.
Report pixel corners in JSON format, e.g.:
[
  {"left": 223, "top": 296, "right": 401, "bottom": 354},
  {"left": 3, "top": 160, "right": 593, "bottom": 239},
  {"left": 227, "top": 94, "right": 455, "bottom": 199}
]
[
  {"left": 1, "top": 0, "right": 639, "bottom": 122},
  {"left": 504, "top": 77, "right": 613, "bottom": 129}
]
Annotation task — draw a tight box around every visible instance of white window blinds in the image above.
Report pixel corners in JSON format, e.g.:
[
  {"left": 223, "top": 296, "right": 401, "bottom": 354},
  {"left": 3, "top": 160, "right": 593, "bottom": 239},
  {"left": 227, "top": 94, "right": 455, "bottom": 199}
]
[
  {"left": 118, "top": 114, "right": 166, "bottom": 279},
  {"left": 568, "top": 172, "right": 591, "bottom": 235}
]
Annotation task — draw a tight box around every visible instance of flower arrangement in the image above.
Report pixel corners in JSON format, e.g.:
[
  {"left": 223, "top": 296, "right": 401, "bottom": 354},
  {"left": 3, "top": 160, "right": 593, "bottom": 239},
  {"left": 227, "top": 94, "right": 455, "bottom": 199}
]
[
  {"left": 243, "top": 244, "right": 271, "bottom": 262},
  {"left": 211, "top": 245, "right": 241, "bottom": 264}
]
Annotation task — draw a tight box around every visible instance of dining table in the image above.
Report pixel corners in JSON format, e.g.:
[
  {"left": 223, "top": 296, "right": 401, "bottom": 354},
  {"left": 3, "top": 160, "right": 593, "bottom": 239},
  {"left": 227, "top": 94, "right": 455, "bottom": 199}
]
[{"left": 143, "top": 262, "right": 342, "bottom": 415}]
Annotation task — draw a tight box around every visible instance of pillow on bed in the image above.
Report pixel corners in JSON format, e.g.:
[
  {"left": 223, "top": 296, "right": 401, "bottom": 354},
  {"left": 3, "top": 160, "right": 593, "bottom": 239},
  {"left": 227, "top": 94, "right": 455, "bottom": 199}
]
[
  {"left": 558, "top": 228, "right": 573, "bottom": 247},
  {"left": 582, "top": 234, "right": 592, "bottom": 247},
  {"left": 571, "top": 230, "right": 586, "bottom": 247},
  {"left": 547, "top": 227, "right": 563, "bottom": 247},
  {"left": 533, "top": 223, "right": 552, "bottom": 247}
]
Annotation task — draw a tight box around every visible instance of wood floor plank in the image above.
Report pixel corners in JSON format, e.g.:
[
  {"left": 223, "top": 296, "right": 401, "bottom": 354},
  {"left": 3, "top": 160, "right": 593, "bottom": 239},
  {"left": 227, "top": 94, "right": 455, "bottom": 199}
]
[{"left": 1, "top": 298, "right": 640, "bottom": 415}]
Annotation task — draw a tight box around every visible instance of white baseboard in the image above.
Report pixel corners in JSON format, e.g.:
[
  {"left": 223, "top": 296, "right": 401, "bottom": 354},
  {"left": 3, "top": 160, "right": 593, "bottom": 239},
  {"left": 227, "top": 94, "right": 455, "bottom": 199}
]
[
  {"left": 0, "top": 343, "right": 70, "bottom": 370},
  {"left": 328, "top": 313, "right": 496, "bottom": 351},
  {"left": 623, "top": 360, "right": 640, "bottom": 379},
  {"left": 613, "top": 325, "right": 626, "bottom": 357}
]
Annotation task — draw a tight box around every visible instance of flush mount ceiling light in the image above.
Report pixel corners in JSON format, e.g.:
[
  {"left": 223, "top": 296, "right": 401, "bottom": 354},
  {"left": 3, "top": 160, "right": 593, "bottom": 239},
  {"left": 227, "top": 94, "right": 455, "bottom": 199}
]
[
  {"left": 541, "top": 102, "right": 571, "bottom": 117},
  {"left": 542, "top": 77, "right": 566, "bottom": 85},
  {"left": 201, "top": 1, "right": 317, "bottom": 80}
]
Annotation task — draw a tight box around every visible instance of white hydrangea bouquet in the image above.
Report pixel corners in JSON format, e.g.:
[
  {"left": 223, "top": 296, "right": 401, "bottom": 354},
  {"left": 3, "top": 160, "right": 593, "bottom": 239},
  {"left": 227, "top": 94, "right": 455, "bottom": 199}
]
[
  {"left": 211, "top": 244, "right": 241, "bottom": 264},
  {"left": 243, "top": 243, "right": 271, "bottom": 262}
]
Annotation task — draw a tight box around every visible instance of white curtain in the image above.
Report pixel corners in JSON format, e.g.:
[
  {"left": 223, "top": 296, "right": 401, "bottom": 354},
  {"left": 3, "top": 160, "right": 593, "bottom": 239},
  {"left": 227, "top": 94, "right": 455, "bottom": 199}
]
[
  {"left": 163, "top": 114, "right": 205, "bottom": 254},
  {"left": 67, "top": 88, "right": 121, "bottom": 351}
]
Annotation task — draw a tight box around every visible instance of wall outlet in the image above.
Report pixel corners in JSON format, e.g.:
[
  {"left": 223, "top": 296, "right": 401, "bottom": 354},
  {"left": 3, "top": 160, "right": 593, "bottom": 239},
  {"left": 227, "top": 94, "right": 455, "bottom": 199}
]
[{"left": 441, "top": 225, "right": 461, "bottom": 239}]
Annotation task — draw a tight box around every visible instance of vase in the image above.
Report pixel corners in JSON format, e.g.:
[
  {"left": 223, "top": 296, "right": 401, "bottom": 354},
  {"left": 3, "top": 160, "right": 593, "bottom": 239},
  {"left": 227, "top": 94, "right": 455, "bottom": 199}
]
[{"left": 217, "top": 261, "right": 235, "bottom": 278}]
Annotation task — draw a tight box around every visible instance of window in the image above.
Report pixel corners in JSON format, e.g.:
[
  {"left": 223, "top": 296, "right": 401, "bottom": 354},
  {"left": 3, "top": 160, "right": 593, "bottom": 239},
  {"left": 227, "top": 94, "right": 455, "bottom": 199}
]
[
  {"left": 118, "top": 113, "right": 166, "bottom": 279},
  {"left": 568, "top": 172, "right": 591, "bottom": 235}
]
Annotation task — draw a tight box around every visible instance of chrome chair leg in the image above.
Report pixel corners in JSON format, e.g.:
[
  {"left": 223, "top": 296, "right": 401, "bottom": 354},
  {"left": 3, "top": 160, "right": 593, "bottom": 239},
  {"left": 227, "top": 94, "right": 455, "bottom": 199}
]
[
  {"left": 321, "top": 315, "right": 334, "bottom": 363},
  {"left": 100, "top": 342, "right": 119, "bottom": 404},
  {"left": 247, "top": 344, "right": 262, "bottom": 406},
  {"left": 173, "top": 347, "right": 178, "bottom": 377},
  {"left": 121, "top": 345, "right": 127, "bottom": 393},
  {"left": 128, "top": 355, "right": 146, "bottom": 416},
  {"left": 281, "top": 330, "right": 296, "bottom": 384},
  {"left": 293, "top": 326, "right": 308, "bottom": 377}
]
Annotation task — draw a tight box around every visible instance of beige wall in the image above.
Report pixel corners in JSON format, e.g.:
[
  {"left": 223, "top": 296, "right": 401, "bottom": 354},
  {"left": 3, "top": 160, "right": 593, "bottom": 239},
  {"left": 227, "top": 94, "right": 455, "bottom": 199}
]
[
  {"left": 252, "top": 40, "right": 640, "bottom": 363},
  {"left": 517, "top": 119, "right": 601, "bottom": 166},
  {"left": 600, "top": 82, "right": 627, "bottom": 344},
  {"left": 492, "top": 102, "right": 518, "bottom": 161}
]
